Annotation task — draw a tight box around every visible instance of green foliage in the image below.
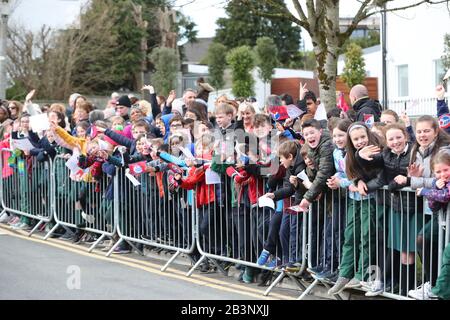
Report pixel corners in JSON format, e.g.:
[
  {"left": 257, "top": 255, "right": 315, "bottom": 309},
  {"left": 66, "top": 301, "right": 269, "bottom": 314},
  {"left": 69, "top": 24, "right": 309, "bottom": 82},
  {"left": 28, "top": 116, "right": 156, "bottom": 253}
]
[
  {"left": 226, "top": 46, "right": 255, "bottom": 98},
  {"left": 341, "top": 43, "right": 366, "bottom": 89},
  {"left": 291, "top": 51, "right": 316, "bottom": 70},
  {"left": 150, "top": 47, "right": 179, "bottom": 96},
  {"left": 254, "top": 37, "right": 278, "bottom": 83},
  {"left": 206, "top": 43, "right": 227, "bottom": 90},
  {"left": 341, "top": 30, "right": 380, "bottom": 53},
  {"left": 442, "top": 33, "right": 450, "bottom": 72},
  {"left": 6, "top": 81, "right": 27, "bottom": 101},
  {"left": 215, "top": 0, "right": 301, "bottom": 67}
]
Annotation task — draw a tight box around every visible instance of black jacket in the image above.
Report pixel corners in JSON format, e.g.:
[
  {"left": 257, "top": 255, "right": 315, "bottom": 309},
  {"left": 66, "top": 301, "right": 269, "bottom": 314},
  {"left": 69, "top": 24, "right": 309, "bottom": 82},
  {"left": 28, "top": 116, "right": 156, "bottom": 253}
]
[
  {"left": 303, "top": 131, "right": 335, "bottom": 203},
  {"left": 360, "top": 144, "right": 418, "bottom": 212},
  {"left": 353, "top": 97, "right": 382, "bottom": 123},
  {"left": 273, "top": 144, "right": 306, "bottom": 204}
]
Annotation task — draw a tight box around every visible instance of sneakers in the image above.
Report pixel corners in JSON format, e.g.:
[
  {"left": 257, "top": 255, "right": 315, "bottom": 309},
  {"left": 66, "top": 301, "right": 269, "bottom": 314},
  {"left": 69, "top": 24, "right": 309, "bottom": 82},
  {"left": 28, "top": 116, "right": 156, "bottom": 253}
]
[
  {"left": 266, "top": 257, "right": 282, "bottom": 269},
  {"left": 315, "top": 269, "right": 339, "bottom": 281},
  {"left": 0, "top": 214, "right": 11, "bottom": 224},
  {"left": 257, "top": 249, "right": 270, "bottom": 266},
  {"left": 112, "top": 245, "right": 131, "bottom": 254},
  {"left": 308, "top": 264, "right": 324, "bottom": 275},
  {"left": 364, "top": 280, "right": 384, "bottom": 297},
  {"left": 81, "top": 211, "right": 95, "bottom": 224},
  {"left": 328, "top": 277, "right": 350, "bottom": 295},
  {"left": 344, "top": 277, "right": 362, "bottom": 289},
  {"left": 11, "top": 222, "right": 31, "bottom": 230},
  {"left": 8, "top": 216, "right": 20, "bottom": 226},
  {"left": 408, "top": 282, "right": 438, "bottom": 300},
  {"left": 242, "top": 267, "right": 254, "bottom": 284},
  {"left": 59, "top": 230, "right": 75, "bottom": 241},
  {"left": 284, "top": 262, "right": 301, "bottom": 273}
]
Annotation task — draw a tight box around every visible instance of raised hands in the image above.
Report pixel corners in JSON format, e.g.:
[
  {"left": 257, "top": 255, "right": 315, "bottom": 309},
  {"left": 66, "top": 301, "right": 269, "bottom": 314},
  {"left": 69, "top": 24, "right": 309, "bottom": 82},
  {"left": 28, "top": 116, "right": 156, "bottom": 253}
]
[
  {"left": 25, "top": 89, "right": 36, "bottom": 103},
  {"left": 142, "top": 85, "right": 155, "bottom": 94},
  {"left": 299, "top": 82, "right": 308, "bottom": 100},
  {"left": 408, "top": 163, "right": 424, "bottom": 177},
  {"left": 400, "top": 111, "right": 411, "bottom": 127},
  {"left": 166, "top": 90, "right": 176, "bottom": 105},
  {"left": 436, "top": 84, "right": 446, "bottom": 100},
  {"left": 358, "top": 145, "right": 380, "bottom": 161}
]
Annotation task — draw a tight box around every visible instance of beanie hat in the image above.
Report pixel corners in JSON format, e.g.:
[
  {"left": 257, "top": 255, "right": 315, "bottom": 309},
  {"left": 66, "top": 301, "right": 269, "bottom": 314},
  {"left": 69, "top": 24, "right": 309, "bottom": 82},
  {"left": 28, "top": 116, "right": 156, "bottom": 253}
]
[{"left": 116, "top": 95, "right": 131, "bottom": 109}]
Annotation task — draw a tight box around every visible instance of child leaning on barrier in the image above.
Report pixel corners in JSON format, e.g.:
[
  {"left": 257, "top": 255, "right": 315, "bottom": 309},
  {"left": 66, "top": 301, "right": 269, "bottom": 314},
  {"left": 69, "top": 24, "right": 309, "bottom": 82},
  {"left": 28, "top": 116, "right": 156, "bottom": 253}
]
[
  {"left": 263, "top": 140, "right": 306, "bottom": 272},
  {"left": 173, "top": 135, "right": 216, "bottom": 265},
  {"left": 356, "top": 123, "right": 419, "bottom": 297},
  {"left": 328, "top": 122, "right": 384, "bottom": 297},
  {"left": 412, "top": 149, "right": 450, "bottom": 300},
  {"left": 315, "top": 119, "right": 353, "bottom": 281},
  {"left": 296, "top": 119, "right": 335, "bottom": 275},
  {"left": 406, "top": 115, "right": 450, "bottom": 299}
]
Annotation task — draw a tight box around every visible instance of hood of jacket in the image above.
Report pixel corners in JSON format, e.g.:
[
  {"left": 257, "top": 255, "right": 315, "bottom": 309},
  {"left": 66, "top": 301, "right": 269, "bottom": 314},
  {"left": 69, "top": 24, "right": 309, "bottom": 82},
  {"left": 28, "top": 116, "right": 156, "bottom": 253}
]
[{"left": 353, "top": 97, "right": 382, "bottom": 119}]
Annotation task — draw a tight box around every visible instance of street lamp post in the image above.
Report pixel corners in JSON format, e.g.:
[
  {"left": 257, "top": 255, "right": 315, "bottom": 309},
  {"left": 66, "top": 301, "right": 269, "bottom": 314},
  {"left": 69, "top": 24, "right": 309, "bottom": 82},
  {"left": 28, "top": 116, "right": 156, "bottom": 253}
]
[{"left": 0, "top": 0, "right": 12, "bottom": 100}]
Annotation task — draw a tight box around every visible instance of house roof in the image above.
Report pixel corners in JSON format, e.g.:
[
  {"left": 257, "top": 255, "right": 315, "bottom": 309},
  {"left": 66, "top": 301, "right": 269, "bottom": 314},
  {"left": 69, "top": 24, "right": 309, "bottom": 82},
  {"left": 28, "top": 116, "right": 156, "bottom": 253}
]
[{"left": 181, "top": 37, "right": 214, "bottom": 64}]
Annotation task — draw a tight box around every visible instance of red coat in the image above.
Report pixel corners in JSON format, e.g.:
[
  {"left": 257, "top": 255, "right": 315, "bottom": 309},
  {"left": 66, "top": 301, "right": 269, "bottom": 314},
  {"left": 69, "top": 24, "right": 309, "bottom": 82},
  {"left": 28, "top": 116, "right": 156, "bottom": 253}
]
[
  {"left": 0, "top": 137, "right": 13, "bottom": 178},
  {"left": 179, "top": 166, "right": 215, "bottom": 208}
]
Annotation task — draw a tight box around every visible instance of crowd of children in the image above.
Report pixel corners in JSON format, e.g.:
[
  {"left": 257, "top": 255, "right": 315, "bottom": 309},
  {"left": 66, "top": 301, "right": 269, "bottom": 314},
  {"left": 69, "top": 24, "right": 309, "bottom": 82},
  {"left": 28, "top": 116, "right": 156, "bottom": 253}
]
[{"left": 0, "top": 80, "right": 449, "bottom": 300}]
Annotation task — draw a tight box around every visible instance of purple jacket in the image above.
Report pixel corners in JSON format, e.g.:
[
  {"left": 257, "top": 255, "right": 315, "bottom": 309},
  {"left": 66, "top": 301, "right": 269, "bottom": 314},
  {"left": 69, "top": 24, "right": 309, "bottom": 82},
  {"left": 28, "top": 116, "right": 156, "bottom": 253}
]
[{"left": 419, "top": 180, "right": 450, "bottom": 211}]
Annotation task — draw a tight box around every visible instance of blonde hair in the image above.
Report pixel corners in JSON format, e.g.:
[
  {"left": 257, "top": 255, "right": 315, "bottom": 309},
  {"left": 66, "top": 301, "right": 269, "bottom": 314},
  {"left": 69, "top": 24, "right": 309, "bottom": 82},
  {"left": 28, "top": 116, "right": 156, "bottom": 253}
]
[
  {"left": 49, "top": 103, "right": 66, "bottom": 114},
  {"left": 137, "top": 100, "right": 151, "bottom": 116}
]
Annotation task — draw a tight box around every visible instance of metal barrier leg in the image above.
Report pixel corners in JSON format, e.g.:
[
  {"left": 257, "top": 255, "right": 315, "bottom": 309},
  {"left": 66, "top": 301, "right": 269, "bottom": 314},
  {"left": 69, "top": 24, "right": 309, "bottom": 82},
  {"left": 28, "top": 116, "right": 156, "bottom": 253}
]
[
  {"left": 0, "top": 209, "right": 6, "bottom": 218},
  {"left": 209, "top": 258, "right": 228, "bottom": 276},
  {"left": 43, "top": 223, "right": 60, "bottom": 240},
  {"left": 106, "top": 237, "right": 123, "bottom": 257},
  {"left": 186, "top": 255, "right": 206, "bottom": 277},
  {"left": 126, "top": 240, "right": 144, "bottom": 256},
  {"left": 287, "top": 274, "right": 307, "bottom": 291},
  {"left": 28, "top": 220, "right": 44, "bottom": 237},
  {"left": 161, "top": 250, "right": 181, "bottom": 272},
  {"left": 264, "top": 271, "right": 286, "bottom": 296},
  {"left": 298, "top": 278, "right": 320, "bottom": 300},
  {"left": 88, "top": 233, "right": 106, "bottom": 253}
]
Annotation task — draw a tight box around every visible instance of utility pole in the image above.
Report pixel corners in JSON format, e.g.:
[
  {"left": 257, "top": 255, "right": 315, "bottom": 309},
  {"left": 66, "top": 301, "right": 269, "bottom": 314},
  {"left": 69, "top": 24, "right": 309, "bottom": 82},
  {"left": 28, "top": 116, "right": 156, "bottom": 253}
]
[
  {"left": 0, "top": 0, "right": 12, "bottom": 100},
  {"left": 381, "top": 4, "right": 388, "bottom": 109}
]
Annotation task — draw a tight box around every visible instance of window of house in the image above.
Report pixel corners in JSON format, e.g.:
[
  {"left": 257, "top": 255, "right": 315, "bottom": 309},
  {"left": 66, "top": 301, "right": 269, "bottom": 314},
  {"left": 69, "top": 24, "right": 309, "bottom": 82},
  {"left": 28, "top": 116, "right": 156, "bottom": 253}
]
[
  {"left": 435, "top": 59, "right": 445, "bottom": 86},
  {"left": 397, "top": 65, "right": 409, "bottom": 97}
]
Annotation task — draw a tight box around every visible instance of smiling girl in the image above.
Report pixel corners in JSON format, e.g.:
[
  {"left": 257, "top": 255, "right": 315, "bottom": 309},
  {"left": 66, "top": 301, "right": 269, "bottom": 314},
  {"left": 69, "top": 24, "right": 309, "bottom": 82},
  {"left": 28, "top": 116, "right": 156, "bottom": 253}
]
[
  {"left": 358, "top": 123, "right": 421, "bottom": 296},
  {"left": 328, "top": 122, "right": 384, "bottom": 296}
]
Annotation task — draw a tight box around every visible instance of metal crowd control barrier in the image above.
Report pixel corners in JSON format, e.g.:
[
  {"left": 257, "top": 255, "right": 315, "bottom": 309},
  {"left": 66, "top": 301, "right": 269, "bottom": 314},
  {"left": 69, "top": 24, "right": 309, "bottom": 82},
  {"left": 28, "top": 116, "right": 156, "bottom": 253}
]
[
  {"left": 185, "top": 174, "right": 308, "bottom": 295},
  {"left": 107, "top": 167, "right": 196, "bottom": 272},
  {"left": 44, "top": 156, "right": 116, "bottom": 252},
  {"left": 0, "top": 148, "right": 53, "bottom": 236},
  {"left": 298, "top": 187, "right": 449, "bottom": 300},
  {"left": 298, "top": 189, "right": 346, "bottom": 300}
]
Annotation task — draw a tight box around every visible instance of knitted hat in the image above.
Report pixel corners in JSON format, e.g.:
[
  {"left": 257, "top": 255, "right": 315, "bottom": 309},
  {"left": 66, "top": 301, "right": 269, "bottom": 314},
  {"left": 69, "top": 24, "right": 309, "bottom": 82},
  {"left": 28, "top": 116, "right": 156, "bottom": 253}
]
[{"left": 116, "top": 95, "right": 131, "bottom": 109}]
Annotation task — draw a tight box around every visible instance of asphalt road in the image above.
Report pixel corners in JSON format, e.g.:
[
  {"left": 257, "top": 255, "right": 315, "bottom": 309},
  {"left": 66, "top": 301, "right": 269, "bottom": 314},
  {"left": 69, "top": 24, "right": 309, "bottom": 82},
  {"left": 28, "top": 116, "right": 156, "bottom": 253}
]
[{"left": 0, "top": 233, "right": 264, "bottom": 300}]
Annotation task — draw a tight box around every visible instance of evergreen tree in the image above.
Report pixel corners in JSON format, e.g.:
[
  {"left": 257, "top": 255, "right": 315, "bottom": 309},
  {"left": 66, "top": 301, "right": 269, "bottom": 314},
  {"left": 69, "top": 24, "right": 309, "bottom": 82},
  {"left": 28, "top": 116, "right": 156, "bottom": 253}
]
[
  {"left": 341, "top": 43, "right": 366, "bottom": 89},
  {"left": 226, "top": 46, "right": 255, "bottom": 98},
  {"left": 206, "top": 43, "right": 227, "bottom": 91},
  {"left": 442, "top": 33, "right": 450, "bottom": 72},
  {"left": 215, "top": 0, "right": 301, "bottom": 67},
  {"left": 150, "top": 47, "right": 179, "bottom": 96}
]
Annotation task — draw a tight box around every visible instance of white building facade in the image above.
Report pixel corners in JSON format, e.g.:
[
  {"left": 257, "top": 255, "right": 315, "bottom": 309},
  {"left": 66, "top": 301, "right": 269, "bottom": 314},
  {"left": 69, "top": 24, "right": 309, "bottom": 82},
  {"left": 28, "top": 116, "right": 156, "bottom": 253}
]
[{"left": 339, "top": 2, "right": 450, "bottom": 116}]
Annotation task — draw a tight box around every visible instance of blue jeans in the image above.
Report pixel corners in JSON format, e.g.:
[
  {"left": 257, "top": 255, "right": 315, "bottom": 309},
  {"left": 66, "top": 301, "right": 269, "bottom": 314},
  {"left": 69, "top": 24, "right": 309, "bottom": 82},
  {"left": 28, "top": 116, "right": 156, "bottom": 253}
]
[{"left": 280, "top": 213, "right": 303, "bottom": 265}]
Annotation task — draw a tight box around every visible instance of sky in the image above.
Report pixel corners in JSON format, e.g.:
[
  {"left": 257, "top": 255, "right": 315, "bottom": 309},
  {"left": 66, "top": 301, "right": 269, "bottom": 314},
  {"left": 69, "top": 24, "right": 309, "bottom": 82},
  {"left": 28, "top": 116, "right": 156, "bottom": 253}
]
[{"left": 7, "top": 0, "right": 393, "bottom": 50}]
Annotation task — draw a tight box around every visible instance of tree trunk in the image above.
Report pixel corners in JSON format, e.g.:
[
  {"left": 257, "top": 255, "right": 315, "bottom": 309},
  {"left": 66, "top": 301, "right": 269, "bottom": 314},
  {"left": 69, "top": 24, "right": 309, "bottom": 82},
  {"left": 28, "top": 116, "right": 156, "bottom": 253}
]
[{"left": 311, "top": 2, "right": 339, "bottom": 111}]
